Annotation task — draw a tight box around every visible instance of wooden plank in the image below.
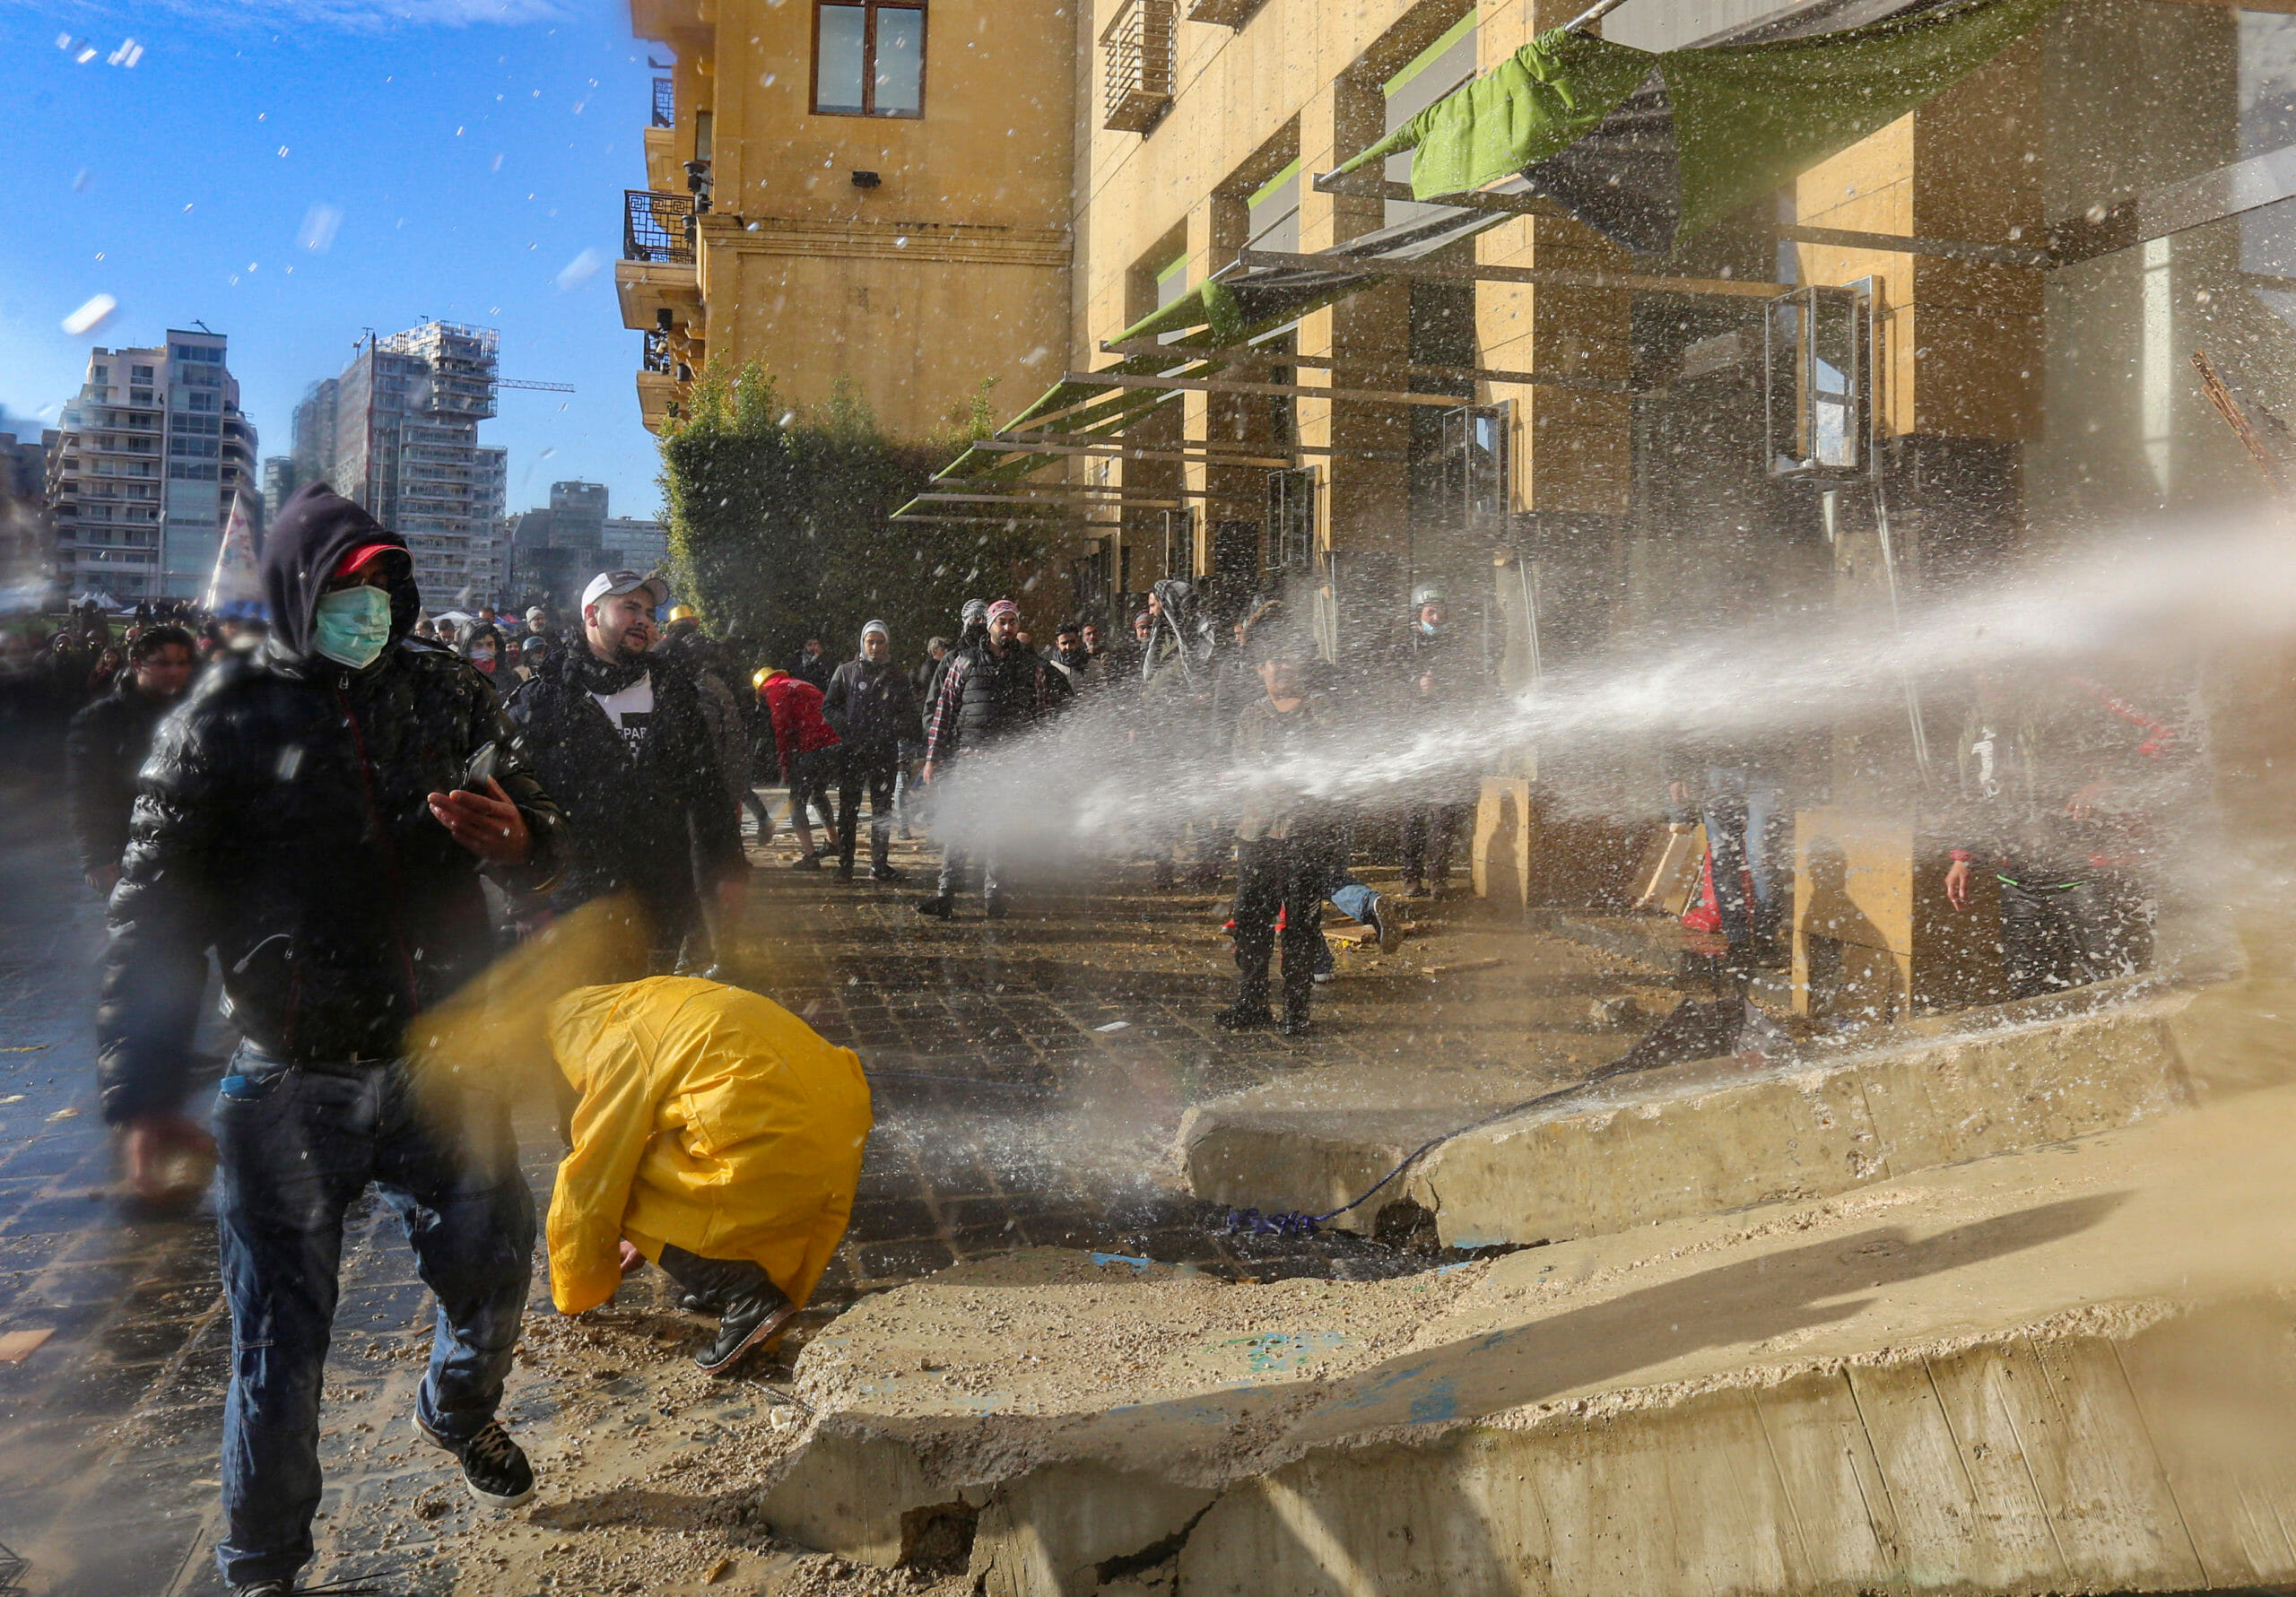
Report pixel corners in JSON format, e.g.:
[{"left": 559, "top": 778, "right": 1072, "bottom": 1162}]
[{"left": 0, "top": 1328, "right": 54, "bottom": 1363}]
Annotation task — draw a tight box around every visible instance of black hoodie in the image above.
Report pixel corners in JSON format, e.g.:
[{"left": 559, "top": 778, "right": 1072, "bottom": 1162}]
[
  {"left": 260, "top": 482, "right": 421, "bottom": 667},
  {"left": 95, "top": 484, "right": 566, "bottom": 1122}
]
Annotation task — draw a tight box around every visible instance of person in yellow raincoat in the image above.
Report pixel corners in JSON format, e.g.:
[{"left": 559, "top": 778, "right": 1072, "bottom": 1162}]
[{"left": 544, "top": 975, "right": 873, "bottom": 1374}]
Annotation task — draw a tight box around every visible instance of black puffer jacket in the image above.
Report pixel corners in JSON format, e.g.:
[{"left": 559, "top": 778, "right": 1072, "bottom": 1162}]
[
  {"left": 504, "top": 646, "right": 744, "bottom": 921},
  {"left": 924, "top": 641, "right": 1069, "bottom": 765},
  {"left": 822, "top": 656, "right": 923, "bottom": 767},
  {"left": 65, "top": 674, "right": 176, "bottom": 878},
  {"left": 96, "top": 485, "right": 566, "bottom": 1124}
]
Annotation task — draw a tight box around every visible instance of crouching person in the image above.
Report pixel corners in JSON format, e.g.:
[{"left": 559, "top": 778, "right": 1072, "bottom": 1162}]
[{"left": 544, "top": 976, "right": 873, "bottom": 1374}]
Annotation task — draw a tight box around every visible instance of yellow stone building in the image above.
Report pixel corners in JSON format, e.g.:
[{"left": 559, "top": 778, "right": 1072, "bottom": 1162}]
[
  {"left": 622, "top": 0, "right": 2296, "bottom": 1015},
  {"left": 623, "top": 0, "right": 1075, "bottom": 440}
]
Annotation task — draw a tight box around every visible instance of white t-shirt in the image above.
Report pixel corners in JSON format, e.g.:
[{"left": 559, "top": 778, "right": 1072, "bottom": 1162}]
[{"left": 591, "top": 671, "right": 656, "bottom": 757}]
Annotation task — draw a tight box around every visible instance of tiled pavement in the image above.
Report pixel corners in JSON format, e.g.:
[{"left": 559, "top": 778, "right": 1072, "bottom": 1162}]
[{"left": 0, "top": 778, "right": 1678, "bottom": 1595}]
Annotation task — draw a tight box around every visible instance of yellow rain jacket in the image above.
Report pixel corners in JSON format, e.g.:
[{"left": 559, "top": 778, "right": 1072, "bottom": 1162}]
[{"left": 544, "top": 976, "right": 873, "bottom": 1315}]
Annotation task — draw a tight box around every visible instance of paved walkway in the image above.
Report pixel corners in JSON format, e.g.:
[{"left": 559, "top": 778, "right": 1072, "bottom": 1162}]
[{"left": 0, "top": 778, "right": 1674, "bottom": 1595}]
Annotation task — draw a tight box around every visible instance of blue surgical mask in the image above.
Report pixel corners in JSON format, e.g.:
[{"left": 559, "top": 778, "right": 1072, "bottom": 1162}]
[{"left": 312, "top": 585, "right": 394, "bottom": 670}]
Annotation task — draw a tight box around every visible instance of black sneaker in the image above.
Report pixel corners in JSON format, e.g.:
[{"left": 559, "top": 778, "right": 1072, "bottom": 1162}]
[
  {"left": 1365, "top": 894, "right": 1402, "bottom": 955},
  {"left": 418, "top": 1415, "right": 535, "bottom": 1509},
  {"left": 1281, "top": 1010, "right": 1314, "bottom": 1037},
  {"left": 1214, "top": 1004, "right": 1275, "bottom": 1031},
  {"left": 872, "top": 863, "right": 905, "bottom": 882},
  {"left": 916, "top": 895, "right": 954, "bottom": 918},
  {"left": 791, "top": 854, "right": 823, "bottom": 872},
  {"left": 695, "top": 1289, "right": 802, "bottom": 1376},
  {"left": 233, "top": 1584, "right": 292, "bottom": 1597},
  {"left": 984, "top": 896, "right": 1009, "bottom": 920},
  {"left": 835, "top": 864, "right": 855, "bottom": 882}
]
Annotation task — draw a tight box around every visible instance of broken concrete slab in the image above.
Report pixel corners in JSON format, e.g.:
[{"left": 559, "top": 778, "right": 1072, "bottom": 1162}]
[
  {"left": 760, "top": 1080, "right": 2296, "bottom": 1595},
  {"left": 1183, "top": 985, "right": 2206, "bottom": 1246}
]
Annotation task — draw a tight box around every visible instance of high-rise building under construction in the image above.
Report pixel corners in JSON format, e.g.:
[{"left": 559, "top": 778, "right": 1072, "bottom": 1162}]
[{"left": 291, "top": 321, "right": 506, "bottom": 603}]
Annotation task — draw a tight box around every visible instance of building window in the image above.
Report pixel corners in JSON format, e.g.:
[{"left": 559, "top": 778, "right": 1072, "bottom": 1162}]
[{"left": 813, "top": 1, "right": 925, "bottom": 118}]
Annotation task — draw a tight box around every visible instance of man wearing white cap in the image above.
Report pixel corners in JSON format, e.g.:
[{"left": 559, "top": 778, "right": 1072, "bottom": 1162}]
[
  {"left": 822, "top": 620, "right": 923, "bottom": 881},
  {"left": 505, "top": 570, "right": 746, "bottom": 966}
]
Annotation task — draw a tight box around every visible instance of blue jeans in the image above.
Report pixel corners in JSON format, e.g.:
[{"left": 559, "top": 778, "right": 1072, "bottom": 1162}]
[
  {"left": 1700, "top": 766, "right": 1786, "bottom": 946},
  {"left": 212, "top": 1047, "right": 535, "bottom": 1586},
  {"left": 1326, "top": 867, "right": 1377, "bottom": 925}
]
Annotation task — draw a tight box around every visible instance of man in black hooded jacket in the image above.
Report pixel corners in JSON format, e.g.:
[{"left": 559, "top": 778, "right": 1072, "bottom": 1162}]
[
  {"left": 504, "top": 569, "right": 745, "bottom": 968},
  {"left": 97, "top": 483, "right": 567, "bottom": 1597},
  {"left": 65, "top": 621, "right": 196, "bottom": 892}
]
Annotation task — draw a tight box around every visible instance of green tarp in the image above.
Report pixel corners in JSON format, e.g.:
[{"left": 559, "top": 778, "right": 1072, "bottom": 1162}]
[{"left": 1338, "top": 0, "right": 2065, "bottom": 251}]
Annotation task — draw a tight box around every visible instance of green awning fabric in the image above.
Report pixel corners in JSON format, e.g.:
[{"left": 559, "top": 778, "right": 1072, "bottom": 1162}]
[
  {"left": 1337, "top": 0, "right": 2065, "bottom": 253},
  {"left": 910, "top": 274, "right": 1375, "bottom": 497}
]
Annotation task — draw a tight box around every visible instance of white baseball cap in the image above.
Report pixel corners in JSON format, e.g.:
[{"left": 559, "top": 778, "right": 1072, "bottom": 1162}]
[{"left": 581, "top": 569, "right": 669, "bottom": 611}]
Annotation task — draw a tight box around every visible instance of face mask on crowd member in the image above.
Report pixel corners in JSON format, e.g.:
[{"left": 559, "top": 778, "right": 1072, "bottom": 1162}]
[
  {"left": 312, "top": 573, "right": 396, "bottom": 671},
  {"left": 1419, "top": 603, "right": 1446, "bottom": 635},
  {"left": 469, "top": 641, "right": 497, "bottom": 671},
  {"left": 861, "top": 621, "right": 891, "bottom": 664}
]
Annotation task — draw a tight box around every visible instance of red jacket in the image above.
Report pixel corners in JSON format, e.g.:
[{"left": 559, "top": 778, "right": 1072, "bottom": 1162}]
[{"left": 758, "top": 669, "right": 840, "bottom": 770}]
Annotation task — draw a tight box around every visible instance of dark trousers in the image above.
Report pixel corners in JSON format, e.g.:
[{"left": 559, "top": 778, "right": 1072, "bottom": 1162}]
[
  {"left": 1233, "top": 838, "right": 1326, "bottom": 1017},
  {"left": 656, "top": 1241, "right": 780, "bottom": 1308},
  {"left": 1999, "top": 874, "right": 2148, "bottom": 999},
  {"left": 788, "top": 749, "right": 840, "bottom": 847},
  {"left": 837, "top": 754, "right": 897, "bottom": 872},
  {"left": 937, "top": 845, "right": 1003, "bottom": 906},
  {"left": 1401, "top": 803, "right": 1471, "bottom": 885},
  {"left": 211, "top": 1048, "right": 535, "bottom": 1587},
  {"left": 740, "top": 786, "right": 773, "bottom": 838}
]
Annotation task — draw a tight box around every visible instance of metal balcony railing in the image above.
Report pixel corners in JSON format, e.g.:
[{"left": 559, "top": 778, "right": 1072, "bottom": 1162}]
[
  {"left": 642, "top": 329, "right": 675, "bottom": 375},
  {"left": 652, "top": 76, "right": 675, "bottom": 128},
  {"left": 624, "top": 190, "right": 696, "bottom": 264},
  {"left": 1101, "top": 0, "right": 1176, "bottom": 135}
]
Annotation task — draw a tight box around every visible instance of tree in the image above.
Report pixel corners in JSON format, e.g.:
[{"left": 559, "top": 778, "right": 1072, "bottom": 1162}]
[{"left": 659, "top": 362, "right": 1057, "bottom": 668}]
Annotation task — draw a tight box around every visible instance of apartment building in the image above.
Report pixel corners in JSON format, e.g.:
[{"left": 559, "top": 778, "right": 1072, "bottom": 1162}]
[
  {"left": 622, "top": 0, "right": 1075, "bottom": 439},
  {"left": 619, "top": 0, "right": 2296, "bottom": 1019},
  {"left": 292, "top": 321, "right": 506, "bottom": 603},
  {"left": 45, "top": 328, "right": 258, "bottom": 602},
  {"left": 474, "top": 445, "right": 509, "bottom": 603},
  {"left": 602, "top": 515, "right": 669, "bottom": 572}
]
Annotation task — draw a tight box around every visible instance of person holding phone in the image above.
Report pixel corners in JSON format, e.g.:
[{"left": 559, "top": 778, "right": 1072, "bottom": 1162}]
[{"left": 95, "top": 484, "right": 567, "bottom": 1597}]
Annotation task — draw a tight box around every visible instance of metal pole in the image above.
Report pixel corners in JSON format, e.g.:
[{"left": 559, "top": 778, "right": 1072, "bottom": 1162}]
[{"left": 1561, "top": 0, "right": 1632, "bottom": 33}]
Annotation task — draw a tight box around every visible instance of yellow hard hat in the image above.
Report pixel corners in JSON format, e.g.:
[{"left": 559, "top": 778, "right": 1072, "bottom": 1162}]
[
  {"left": 667, "top": 604, "right": 698, "bottom": 623},
  {"left": 752, "top": 666, "right": 771, "bottom": 689}
]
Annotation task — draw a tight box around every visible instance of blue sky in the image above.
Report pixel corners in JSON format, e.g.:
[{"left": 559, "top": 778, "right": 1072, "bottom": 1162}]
[{"left": 0, "top": 0, "right": 666, "bottom": 518}]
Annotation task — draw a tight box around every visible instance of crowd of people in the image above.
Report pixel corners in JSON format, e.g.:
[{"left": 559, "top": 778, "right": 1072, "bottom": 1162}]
[{"left": 8, "top": 475, "right": 2184, "bottom": 1595}]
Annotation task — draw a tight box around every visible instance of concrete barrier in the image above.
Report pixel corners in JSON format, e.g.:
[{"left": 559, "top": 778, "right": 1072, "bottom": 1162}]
[
  {"left": 758, "top": 1086, "right": 2296, "bottom": 1594},
  {"left": 1184, "top": 988, "right": 2202, "bottom": 1247}
]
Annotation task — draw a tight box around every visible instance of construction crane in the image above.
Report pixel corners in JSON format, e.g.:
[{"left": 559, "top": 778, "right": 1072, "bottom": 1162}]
[{"left": 496, "top": 378, "right": 576, "bottom": 394}]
